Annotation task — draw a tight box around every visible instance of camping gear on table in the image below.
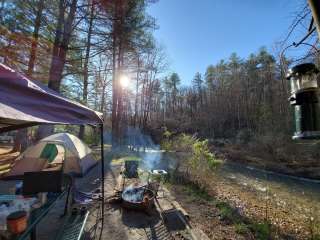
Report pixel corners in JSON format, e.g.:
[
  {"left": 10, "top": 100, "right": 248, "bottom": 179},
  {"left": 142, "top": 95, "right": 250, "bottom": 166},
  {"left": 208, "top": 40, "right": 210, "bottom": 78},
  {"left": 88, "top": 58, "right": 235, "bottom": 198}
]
[
  {"left": 0, "top": 197, "right": 37, "bottom": 230},
  {"left": 15, "top": 191, "right": 66, "bottom": 240},
  {"left": 7, "top": 175, "right": 72, "bottom": 240},
  {"left": 15, "top": 182, "right": 23, "bottom": 195},
  {"left": 38, "top": 193, "right": 47, "bottom": 205},
  {"left": 6, "top": 133, "right": 97, "bottom": 177},
  {"left": 22, "top": 171, "right": 62, "bottom": 196},
  {"left": 6, "top": 211, "right": 27, "bottom": 234}
]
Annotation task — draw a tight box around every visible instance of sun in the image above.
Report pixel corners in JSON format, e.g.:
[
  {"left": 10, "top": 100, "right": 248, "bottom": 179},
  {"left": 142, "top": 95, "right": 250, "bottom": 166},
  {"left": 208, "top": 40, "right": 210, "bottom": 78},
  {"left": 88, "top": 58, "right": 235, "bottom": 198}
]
[{"left": 120, "top": 75, "right": 130, "bottom": 88}]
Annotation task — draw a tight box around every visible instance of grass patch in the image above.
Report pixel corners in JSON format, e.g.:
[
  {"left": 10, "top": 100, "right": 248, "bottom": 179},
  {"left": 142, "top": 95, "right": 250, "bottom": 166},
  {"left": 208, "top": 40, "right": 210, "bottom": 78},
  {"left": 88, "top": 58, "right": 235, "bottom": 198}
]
[
  {"left": 235, "top": 223, "right": 250, "bottom": 235},
  {"left": 176, "top": 179, "right": 272, "bottom": 239},
  {"left": 183, "top": 183, "right": 212, "bottom": 202},
  {"left": 249, "top": 222, "right": 271, "bottom": 240},
  {"left": 311, "top": 234, "right": 320, "bottom": 240},
  {"left": 111, "top": 155, "right": 141, "bottom": 164},
  {"left": 216, "top": 201, "right": 242, "bottom": 224}
]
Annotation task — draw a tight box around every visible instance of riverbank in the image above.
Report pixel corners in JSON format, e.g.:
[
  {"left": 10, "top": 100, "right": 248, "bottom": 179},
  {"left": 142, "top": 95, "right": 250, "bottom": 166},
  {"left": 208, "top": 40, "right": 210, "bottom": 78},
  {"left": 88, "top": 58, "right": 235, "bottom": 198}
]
[
  {"left": 168, "top": 165, "right": 320, "bottom": 240},
  {"left": 162, "top": 147, "right": 320, "bottom": 239},
  {"left": 211, "top": 141, "right": 320, "bottom": 180}
]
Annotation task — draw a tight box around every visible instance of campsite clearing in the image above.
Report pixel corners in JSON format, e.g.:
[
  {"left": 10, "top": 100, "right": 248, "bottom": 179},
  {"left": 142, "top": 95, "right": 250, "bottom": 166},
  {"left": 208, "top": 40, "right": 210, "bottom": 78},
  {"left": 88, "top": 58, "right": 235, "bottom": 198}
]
[{"left": 0, "top": 148, "right": 212, "bottom": 240}]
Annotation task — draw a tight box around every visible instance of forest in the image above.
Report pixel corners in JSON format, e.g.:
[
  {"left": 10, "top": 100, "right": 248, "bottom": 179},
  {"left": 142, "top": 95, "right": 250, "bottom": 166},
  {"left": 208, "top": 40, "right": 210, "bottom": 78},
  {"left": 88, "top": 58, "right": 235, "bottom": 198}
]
[
  {"left": 1, "top": 0, "right": 319, "bottom": 173},
  {"left": 0, "top": 0, "right": 295, "bottom": 141},
  {"left": 1, "top": 0, "right": 320, "bottom": 239}
]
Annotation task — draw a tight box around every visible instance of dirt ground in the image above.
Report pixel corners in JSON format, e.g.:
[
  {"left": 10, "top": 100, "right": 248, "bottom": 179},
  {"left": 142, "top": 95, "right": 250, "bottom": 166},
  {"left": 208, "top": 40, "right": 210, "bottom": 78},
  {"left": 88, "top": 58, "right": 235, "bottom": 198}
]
[
  {"left": 74, "top": 162, "right": 197, "bottom": 240},
  {"left": 167, "top": 184, "right": 249, "bottom": 240},
  {"left": 0, "top": 157, "right": 211, "bottom": 240},
  {"left": 0, "top": 145, "right": 249, "bottom": 240}
]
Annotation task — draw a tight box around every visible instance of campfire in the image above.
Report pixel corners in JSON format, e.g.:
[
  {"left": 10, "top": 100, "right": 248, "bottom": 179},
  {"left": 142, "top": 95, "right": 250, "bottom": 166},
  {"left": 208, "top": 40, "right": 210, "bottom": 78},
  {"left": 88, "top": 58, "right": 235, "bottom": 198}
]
[{"left": 121, "top": 186, "right": 155, "bottom": 212}]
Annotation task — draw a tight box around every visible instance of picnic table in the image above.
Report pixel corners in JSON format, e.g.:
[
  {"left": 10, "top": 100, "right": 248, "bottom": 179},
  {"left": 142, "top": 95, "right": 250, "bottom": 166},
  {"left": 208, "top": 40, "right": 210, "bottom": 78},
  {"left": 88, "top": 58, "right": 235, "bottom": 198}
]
[
  {"left": 0, "top": 174, "right": 72, "bottom": 240},
  {"left": 14, "top": 190, "right": 67, "bottom": 240}
]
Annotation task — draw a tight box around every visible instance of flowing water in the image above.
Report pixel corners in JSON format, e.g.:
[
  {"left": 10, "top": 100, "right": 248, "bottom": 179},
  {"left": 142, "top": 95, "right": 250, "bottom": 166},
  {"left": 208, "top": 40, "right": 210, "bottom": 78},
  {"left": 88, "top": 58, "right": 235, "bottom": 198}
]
[{"left": 219, "top": 162, "right": 320, "bottom": 205}]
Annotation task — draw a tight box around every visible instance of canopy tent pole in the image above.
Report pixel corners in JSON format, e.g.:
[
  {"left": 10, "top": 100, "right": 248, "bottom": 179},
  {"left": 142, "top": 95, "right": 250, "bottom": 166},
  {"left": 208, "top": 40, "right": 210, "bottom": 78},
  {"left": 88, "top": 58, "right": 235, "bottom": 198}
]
[{"left": 100, "top": 124, "right": 105, "bottom": 230}]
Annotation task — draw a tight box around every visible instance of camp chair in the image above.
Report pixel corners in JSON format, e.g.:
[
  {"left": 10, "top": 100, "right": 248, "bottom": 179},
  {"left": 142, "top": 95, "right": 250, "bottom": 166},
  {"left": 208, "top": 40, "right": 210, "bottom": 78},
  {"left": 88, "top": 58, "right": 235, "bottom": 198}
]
[{"left": 124, "top": 160, "right": 139, "bottom": 178}]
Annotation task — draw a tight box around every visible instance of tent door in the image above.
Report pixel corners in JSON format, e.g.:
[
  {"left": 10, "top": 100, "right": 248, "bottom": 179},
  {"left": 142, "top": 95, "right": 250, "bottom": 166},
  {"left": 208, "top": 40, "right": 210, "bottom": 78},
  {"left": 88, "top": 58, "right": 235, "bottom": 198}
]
[{"left": 40, "top": 143, "right": 58, "bottom": 163}]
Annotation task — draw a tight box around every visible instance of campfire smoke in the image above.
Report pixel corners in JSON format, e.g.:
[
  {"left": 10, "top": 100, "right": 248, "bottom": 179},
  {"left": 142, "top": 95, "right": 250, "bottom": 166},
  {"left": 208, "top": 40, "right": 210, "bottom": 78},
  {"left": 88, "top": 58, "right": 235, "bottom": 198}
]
[{"left": 125, "top": 127, "right": 163, "bottom": 170}]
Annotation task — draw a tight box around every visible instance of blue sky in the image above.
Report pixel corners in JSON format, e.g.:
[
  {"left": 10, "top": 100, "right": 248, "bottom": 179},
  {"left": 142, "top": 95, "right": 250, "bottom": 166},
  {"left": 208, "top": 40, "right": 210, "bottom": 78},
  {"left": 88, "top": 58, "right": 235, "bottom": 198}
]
[{"left": 148, "top": 0, "right": 304, "bottom": 85}]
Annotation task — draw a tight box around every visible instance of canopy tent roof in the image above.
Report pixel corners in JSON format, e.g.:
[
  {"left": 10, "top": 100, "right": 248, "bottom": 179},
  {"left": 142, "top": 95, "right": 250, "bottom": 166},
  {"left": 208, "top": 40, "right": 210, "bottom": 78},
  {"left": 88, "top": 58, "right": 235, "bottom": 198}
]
[{"left": 0, "top": 63, "right": 103, "bottom": 133}]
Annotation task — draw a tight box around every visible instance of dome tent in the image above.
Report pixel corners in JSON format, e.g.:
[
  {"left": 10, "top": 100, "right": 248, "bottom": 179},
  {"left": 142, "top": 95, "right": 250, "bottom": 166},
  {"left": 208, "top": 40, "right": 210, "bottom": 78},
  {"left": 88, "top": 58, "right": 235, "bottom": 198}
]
[{"left": 7, "top": 133, "right": 97, "bottom": 177}]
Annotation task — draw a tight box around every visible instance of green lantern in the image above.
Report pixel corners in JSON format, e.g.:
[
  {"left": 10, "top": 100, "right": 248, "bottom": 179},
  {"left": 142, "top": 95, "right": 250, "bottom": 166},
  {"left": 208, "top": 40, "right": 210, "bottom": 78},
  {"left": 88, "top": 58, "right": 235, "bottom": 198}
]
[{"left": 287, "top": 63, "right": 320, "bottom": 139}]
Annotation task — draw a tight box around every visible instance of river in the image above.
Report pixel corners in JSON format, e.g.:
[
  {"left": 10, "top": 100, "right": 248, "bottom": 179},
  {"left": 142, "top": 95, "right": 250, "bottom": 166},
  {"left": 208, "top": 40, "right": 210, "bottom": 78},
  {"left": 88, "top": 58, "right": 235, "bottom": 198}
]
[{"left": 220, "top": 162, "right": 320, "bottom": 207}]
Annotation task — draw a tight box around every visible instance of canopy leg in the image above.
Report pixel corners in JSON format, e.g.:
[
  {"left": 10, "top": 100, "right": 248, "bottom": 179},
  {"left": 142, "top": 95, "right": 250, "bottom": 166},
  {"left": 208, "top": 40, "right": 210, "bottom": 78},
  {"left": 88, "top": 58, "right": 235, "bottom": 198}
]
[{"left": 100, "top": 124, "right": 105, "bottom": 231}]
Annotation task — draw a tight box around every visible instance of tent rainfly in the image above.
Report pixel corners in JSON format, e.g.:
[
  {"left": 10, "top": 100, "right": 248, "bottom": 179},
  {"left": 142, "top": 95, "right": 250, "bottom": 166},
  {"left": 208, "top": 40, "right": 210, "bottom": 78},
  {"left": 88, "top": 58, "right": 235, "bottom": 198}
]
[
  {"left": 7, "top": 133, "right": 98, "bottom": 177},
  {"left": 0, "top": 63, "right": 105, "bottom": 227}
]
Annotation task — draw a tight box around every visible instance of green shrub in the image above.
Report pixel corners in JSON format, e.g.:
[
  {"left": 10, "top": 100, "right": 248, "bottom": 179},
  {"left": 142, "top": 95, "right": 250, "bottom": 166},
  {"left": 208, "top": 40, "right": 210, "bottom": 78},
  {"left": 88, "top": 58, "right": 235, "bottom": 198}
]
[
  {"left": 189, "top": 139, "right": 222, "bottom": 175},
  {"left": 183, "top": 183, "right": 212, "bottom": 201},
  {"left": 161, "top": 132, "right": 222, "bottom": 190},
  {"left": 250, "top": 222, "right": 271, "bottom": 240},
  {"left": 235, "top": 223, "right": 249, "bottom": 235},
  {"left": 312, "top": 234, "right": 320, "bottom": 240},
  {"left": 174, "top": 134, "right": 196, "bottom": 153},
  {"left": 216, "top": 201, "right": 241, "bottom": 224},
  {"left": 161, "top": 129, "right": 173, "bottom": 151}
]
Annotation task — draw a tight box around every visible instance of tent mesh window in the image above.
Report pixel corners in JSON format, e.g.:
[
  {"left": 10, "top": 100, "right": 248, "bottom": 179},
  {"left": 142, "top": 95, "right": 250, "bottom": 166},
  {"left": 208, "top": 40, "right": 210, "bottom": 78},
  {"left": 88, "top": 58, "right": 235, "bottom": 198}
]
[{"left": 40, "top": 144, "right": 58, "bottom": 163}]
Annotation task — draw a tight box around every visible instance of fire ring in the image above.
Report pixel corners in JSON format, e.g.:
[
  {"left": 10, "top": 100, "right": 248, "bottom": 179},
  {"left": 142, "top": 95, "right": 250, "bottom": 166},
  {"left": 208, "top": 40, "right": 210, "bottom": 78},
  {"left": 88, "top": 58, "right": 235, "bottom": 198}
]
[{"left": 121, "top": 186, "right": 155, "bottom": 212}]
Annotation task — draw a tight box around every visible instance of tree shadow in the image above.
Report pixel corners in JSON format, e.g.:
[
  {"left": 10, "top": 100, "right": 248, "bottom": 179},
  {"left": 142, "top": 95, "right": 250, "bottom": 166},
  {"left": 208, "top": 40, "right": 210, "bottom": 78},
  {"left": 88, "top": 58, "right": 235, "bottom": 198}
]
[
  {"left": 161, "top": 209, "right": 187, "bottom": 232},
  {"left": 121, "top": 206, "right": 161, "bottom": 229}
]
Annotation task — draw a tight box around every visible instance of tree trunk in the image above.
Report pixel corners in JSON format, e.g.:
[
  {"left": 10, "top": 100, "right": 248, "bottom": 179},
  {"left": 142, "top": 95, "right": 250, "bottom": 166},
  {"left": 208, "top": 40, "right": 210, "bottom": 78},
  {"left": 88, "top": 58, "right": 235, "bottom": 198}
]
[
  {"left": 27, "top": 0, "right": 44, "bottom": 77},
  {"left": 38, "top": 0, "right": 77, "bottom": 140},
  {"left": 133, "top": 56, "right": 140, "bottom": 128},
  {"left": 14, "top": 0, "right": 44, "bottom": 148},
  {"left": 111, "top": 26, "right": 118, "bottom": 148},
  {"left": 48, "top": 0, "right": 77, "bottom": 92},
  {"left": 79, "top": 2, "right": 95, "bottom": 140}
]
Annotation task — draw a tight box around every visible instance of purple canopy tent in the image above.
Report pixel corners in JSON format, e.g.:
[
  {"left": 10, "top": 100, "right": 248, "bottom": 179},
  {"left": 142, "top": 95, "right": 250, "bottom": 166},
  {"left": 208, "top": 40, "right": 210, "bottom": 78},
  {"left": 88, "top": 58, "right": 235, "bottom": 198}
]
[
  {"left": 0, "top": 63, "right": 105, "bottom": 226},
  {"left": 0, "top": 63, "right": 103, "bottom": 131}
]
